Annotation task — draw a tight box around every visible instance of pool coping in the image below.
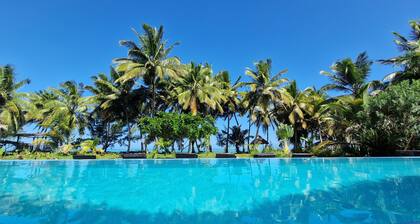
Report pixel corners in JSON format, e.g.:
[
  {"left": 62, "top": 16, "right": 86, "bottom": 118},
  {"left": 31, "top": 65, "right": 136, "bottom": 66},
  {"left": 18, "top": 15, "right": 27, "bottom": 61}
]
[{"left": 1, "top": 156, "right": 420, "bottom": 162}]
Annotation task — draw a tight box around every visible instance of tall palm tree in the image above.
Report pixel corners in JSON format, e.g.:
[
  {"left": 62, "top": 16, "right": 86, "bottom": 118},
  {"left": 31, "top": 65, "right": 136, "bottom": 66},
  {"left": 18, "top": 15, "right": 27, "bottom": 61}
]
[
  {"left": 172, "top": 63, "right": 226, "bottom": 116},
  {"left": 114, "top": 24, "right": 183, "bottom": 115},
  {"left": 86, "top": 67, "right": 144, "bottom": 152},
  {"left": 217, "top": 125, "right": 251, "bottom": 153},
  {"left": 31, "top": 81, "right": 92, "bottom": 145},
  {"left": 380, "top": 20, "right": 419, "bottom": 83},
  {"left": 243, "top": 59, "right": 288, "bottom": 148},
  {"left": 0, "top": 65, "right": 30, "bottom": 136},
  {"left": 321, "top": 52, "right": 373, "bottom": 97},
  {"left": 275, "top": 81, "right": 313, "bottom": 149},
  {"left": 214, "top": 71, "right": 242, "bottom": 153}
]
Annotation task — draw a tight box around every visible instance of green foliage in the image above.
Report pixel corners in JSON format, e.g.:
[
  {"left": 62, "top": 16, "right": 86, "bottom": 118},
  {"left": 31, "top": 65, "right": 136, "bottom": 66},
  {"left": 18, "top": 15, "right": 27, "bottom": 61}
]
[
  {"left": 198, "top": 152, "right": 216, "bottom": 158},
  {"left": 380, "top": 20, "right": 419, "bottom": 83},
  {"left": 276, "top": 123, "right": 294, "bottom": 140},
  {"left": 261, "top": 145, "right": 292, "bottom": 157},
  {"left": 0, "top": 148, "right": 5, "bottom": 157},
  {"left": 217, "top": 125, "right": 250, "bottom": 153},
  {"left": 355, "top": 80, "right": 420, "bottom": 154},
  {"left": 1, "top": 21, "right": 418, "bottom": 158},
  {"left": 0, "top": 65, "right": 30, "bottom": 136},
  {"left": 30, "top": 81, "right": 92, "bottom": 145},
  {"left": 235, "top": 153, "right": 252, "bottom": 158},
  {"left": 1, "top": 151, "right": 72, "bottom": 160},
  {"left": 146, "top": 150, "right": 175, "bottom": 159},
  {"left": 172, "top": 63, "right": 226, "bottom": 115},
  {"left": 139, "top": 112, "right": 217, "bottom": 152},
  {"left": 321, "top": 52, "right": 373, "bottom": 97},
  {"left": 276, "top": 123, "right": 294, "bottom": 151},
  {"left": 79, "top": 139, "right": 104, "bottom": 155}
]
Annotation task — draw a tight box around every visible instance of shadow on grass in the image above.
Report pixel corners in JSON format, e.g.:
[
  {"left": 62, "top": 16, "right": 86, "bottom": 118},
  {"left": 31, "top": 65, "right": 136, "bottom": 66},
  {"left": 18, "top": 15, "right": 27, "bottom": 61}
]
[{"left": 0, "top": 176, "right": 419, "bottom": 224}]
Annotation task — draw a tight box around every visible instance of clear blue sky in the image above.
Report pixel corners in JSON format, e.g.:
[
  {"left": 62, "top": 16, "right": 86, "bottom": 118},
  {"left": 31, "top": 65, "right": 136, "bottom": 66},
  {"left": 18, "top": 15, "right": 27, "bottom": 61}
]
[{"left": 1, "top": 0, "right": 419, "bottom": 150}]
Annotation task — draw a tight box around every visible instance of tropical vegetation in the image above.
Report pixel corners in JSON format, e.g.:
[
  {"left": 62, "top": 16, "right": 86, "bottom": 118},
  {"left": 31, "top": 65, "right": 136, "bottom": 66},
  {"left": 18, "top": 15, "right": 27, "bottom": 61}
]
[{"left": 0, "top": 20, "right": 419, "bottom": 159}]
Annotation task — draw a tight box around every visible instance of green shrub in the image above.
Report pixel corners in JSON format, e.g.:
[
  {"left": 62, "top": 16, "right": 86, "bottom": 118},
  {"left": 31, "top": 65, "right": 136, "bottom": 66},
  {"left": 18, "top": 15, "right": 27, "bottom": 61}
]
[
  {"left": 198, "top": 152, "right": 215, "bottom": 158},
  {"left": 356, "top": 80, "right": 420, "bottom": 154}
]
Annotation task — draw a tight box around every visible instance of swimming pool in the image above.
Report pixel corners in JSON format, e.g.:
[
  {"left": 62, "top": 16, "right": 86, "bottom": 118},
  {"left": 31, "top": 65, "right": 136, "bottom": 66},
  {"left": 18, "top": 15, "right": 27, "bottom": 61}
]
[{"left": 0, "top": 158, "right": 419, "bottom": 223}]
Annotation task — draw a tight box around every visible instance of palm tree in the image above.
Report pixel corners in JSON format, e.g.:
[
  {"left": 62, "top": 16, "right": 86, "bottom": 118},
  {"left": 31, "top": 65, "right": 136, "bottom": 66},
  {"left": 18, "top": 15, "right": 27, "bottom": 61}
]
[
  {"left": 0, "top": 65, "right": 30, "bottom": 136},
  {"left": 243, "top": 59, "right": 288, "bottom": 149},
  {"left": 114, "top": 24, "right": 183, "bottom": 115},
  {"left": 276, "top": 123, "right": 294, "bottom": 151},
  {"left": 321, "top": 52, "right": 373, "bottom": 97},
  {"left": 217, "top": 125, "right": 250, "bottom": 153},
  {"left": 275, "top": 81, "right": 312, "bottom": 149},
  {"left": 172, "top": 63, "right": 226, "bottom": 116},
  {"left": 86, "top": 67, "right": 144, "bottom": 152},
  {"left": 301, "top": 89, "right": 334, "bottom": 143},
  {"left": 214, "top": 71, "right": 242, "bottom": 153},
  {"left": 380, "top": 20, "right": 419, "bottom": 83},
  {"left": 31, "top": 81, "right": 92, "bottom": 145}
]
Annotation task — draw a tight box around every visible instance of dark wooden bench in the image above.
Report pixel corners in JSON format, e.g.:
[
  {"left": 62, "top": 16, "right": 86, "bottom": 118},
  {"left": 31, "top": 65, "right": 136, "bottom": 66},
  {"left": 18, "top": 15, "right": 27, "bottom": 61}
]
[
  {"left": 292, "top": 153, "right": 314, "bottom": 158},
  {"left": 395, "top": 150, "right": 420, "bottom": 156},
  {"left": 215, "top": 153, "right": 236, "bottom": 158},
  {"left": 121, "top": 152, "right": 147, "bottom": 159},
  {"left": 253, "top": 153, "right": 276, "bottom": 158},
  {"left": 73, "top": 155, "right": 96, "bottom": 159},
  {"left": 175, "top": 153, "right": 198, "bottom": 158}
]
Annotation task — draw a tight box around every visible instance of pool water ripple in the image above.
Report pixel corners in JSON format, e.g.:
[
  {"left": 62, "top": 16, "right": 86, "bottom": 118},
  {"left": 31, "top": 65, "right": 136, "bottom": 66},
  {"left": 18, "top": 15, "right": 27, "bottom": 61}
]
[{"left": 0, "top": 158, "right": 419, "bottom": 223}]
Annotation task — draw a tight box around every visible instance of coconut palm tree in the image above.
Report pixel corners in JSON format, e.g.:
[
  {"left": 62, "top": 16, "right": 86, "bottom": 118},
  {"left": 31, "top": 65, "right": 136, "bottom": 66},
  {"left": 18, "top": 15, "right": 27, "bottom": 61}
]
[
  {"left": 0, "top": 65, "right": 30, "bottom": 136},
  {"left": 275, "top": 81, "right": 313, "bottom": 149},
  {"left": 321, "top": 52, "right": 373, "bottom": 97},
  {"left": 31, "top": 81, "right": 92, "bottom": 145},
  {"left": 86, "top": 67, "right": 145, "bottom": 152},
  {"left": 172, "top": 63, "right": 226, "bottom": 116},
  {"left": 214, "top": 71, "right": 242, "bottom": 153},
  {"left": 276, "top": 123, "right": 294, "bottom": 151},
  {"left": 217, "top": 125, "right": 251, "bottom": 153},
  {"left": 114, "top": 24, "right": 183, "bottom": 115},
  {"left": 301, "top": 89, "right": 334, "bottom": 143},
  {"left": 243, "top": 59, "right": 288, "bottom": 148},
  {"left": 380, "top": 20, "right": 419, "bottom": 83}
]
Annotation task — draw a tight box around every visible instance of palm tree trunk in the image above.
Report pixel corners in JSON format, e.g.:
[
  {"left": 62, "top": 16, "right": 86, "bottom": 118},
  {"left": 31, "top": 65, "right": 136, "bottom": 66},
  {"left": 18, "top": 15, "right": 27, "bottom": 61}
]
[
  {"left": 191, "top": 140, "right": 195, "bottom": 153},
  {"left": 225, "top": 115, "right": 230, "bottom": 153},
  {"left": 139, "top": 126, "right": 145, "bottom": 152},
  {"left": 233, "top": 113, "right": 239, "bottom": 125},
  {"left": 247, "top": 115, "right": 251, "bottom": 152},
  {"left": 127, "top": 122, "right": 131, "bottom": 152},
  {"left": 254, "top": 125, "right": 260, "bottom": 141},
  {"left": 125, "top": 111, "right": 131, "bottom": 152},
  {"left": 266, "top": 127, "right": 269, "bottom": 145},
  {"left": 319, "top": 128, "right": 323, "bottom": 143}
]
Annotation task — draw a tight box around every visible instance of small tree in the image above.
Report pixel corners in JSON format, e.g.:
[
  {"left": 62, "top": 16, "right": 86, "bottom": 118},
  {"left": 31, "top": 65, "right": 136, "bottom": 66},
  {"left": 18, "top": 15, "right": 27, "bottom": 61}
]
[
  {"left": 276, "top": 123, "right": 294, "bottom": 151},
  {"left": 139, "top": 112, "right": 217, "bottom": 153}
]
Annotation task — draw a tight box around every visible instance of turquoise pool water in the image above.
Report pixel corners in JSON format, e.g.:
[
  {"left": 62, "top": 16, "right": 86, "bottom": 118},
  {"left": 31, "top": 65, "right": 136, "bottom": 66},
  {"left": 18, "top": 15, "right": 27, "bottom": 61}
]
[{"left": 0, "top": 158, "right": 419, "bottom": 224}]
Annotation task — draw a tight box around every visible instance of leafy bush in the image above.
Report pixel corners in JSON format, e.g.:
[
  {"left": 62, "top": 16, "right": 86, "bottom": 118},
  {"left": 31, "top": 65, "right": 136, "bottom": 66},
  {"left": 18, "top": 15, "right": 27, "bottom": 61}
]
[
  {"left": 0, "top": 148, "right": 5, "bottom": 157},
  {"left": 79, "top": 139, "right": 104, "bottom": 155},
  {"left": 198, "top": 152, "right": 216, "bottom": 158},
  {"left": 262, "top": 145, "right": 291, "bottom": 157},
  {"left": 276, "top": 123, "right": 294, "bottom": 151},
  {"left": 146, "top": 150, "right": 175, "bottom": 159},
  {"left": 139, "top": 112, "right": 217, "bottom": 152},
  {"left": 356, "top": 80, "right": 420, "bottom": 155}
]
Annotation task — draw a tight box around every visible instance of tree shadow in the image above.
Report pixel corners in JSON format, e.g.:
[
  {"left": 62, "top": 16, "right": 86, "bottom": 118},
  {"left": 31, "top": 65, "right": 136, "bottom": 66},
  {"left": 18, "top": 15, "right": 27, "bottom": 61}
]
[{"left": 0, "top": 176, "right": 419, "bottom": 224}]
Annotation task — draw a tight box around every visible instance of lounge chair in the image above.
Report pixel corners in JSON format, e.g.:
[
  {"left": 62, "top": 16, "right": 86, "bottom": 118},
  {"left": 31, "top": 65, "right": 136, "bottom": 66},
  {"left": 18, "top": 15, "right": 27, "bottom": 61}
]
[
  {"left": 215, "top": 153, "right": 236, "bottom": 158},
  {"left": 253, "top": 153, "right": 276, "bottom": 158},
  {"left": 291, "top": 153, "right": 314, "bottom": 157},
  {"left": 175, "top": 153, "right": 198, "bottom": 158},
  {"left": 73, "top": 155, "right": 96, "bottom": 159},
  {"left": 121, "top": 152, "right": 147, "bottom": 159}
]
